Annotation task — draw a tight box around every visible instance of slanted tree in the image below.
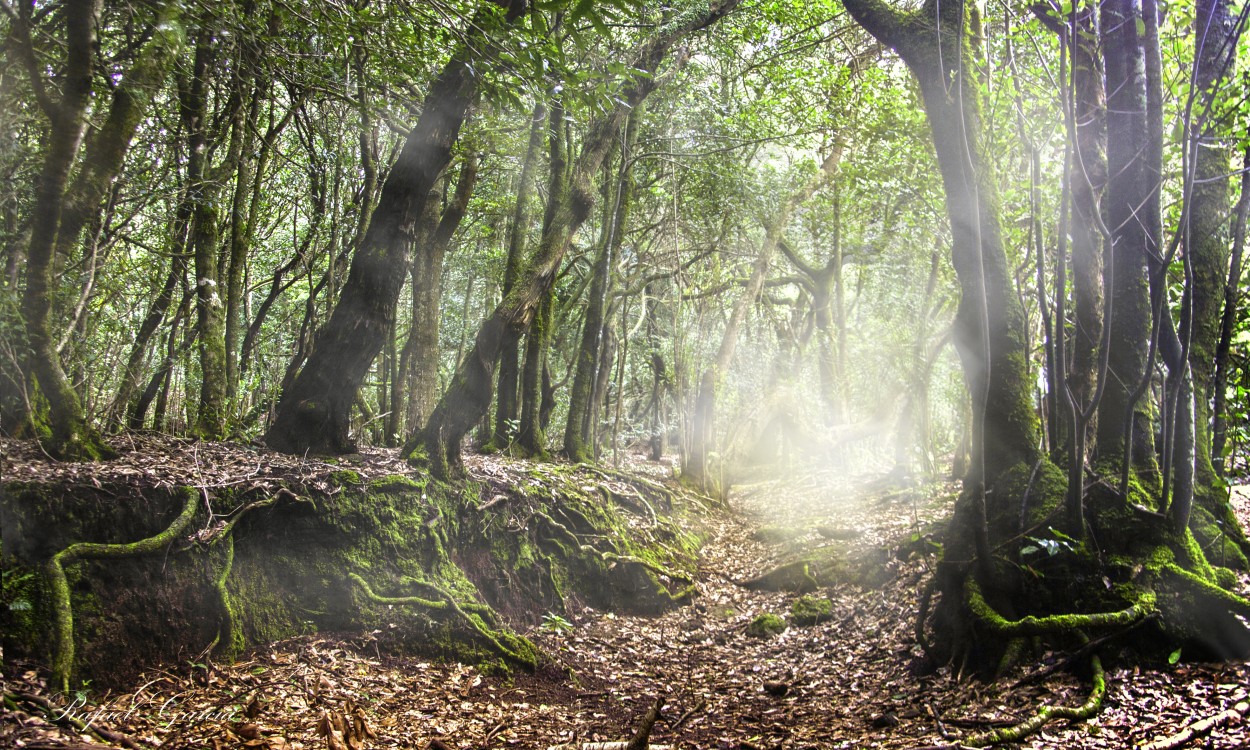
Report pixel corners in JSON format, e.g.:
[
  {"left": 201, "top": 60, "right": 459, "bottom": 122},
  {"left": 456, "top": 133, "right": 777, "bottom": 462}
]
[
  {"left": 564, "top": 108, "right": 638, "bottom": 461},
  {"left": 15, "top": 0, "right": 112, "bottom": 457},
  {"left": 412, "top": 0, "right": 744, "bottom": 480},
  {"left": 265, "top": 0, "right": 528, "bottom": 455},
  {"left": 491, "top": 102, "right": 547, "bottom": 449}
]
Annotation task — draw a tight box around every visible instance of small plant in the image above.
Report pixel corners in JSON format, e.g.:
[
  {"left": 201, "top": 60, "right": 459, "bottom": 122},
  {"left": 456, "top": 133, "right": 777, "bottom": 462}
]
[
  {"left": 541, "top": 612, "right": 574, "bottom": 633},
  {"left": 2, "top": 569, "right": 35, "bottom": 612},
  {"left": 1020, "top": 527, "right": 1079, "bottom": 558}
]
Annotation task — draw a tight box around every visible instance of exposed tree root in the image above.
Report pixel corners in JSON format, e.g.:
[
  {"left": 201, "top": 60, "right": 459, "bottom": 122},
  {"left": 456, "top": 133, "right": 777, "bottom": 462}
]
[
  {"left": 1161, "top": 562, "right": 1250, "bottom": 616},
  {"left": 4, "top": 690, "right": 146, "bottom": 750},
  {"left": 199, "top": 488, "right": 307, "bottom": 660},
  {"left": 535, "top": 509, "right": 695, "bottom": 590},
  {"left": 45, "top": 487, "right": 201, "bottom": 692},
  {"left": 348, "top": 573, "right": 537, "bottom": 669},
  {"left": 203, "top": 533, "right": 238, "bottom": 658},
  {"left": 962, "top": 653, "right": 1105, "bottom": 747},
  {"left": 965, "top": 577, "right": 1155, "bottom": 636},
  {"left": 1140, "top": 690, "right": 1250, "bottom": 750}
]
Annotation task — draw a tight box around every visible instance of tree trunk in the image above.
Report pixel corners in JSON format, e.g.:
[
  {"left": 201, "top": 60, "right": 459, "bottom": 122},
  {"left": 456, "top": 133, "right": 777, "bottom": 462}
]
[
  {"left": 410, "top": 154, "right": 478, "bottom": 438},
  {"left": 509, "top": 100, "right": 570, "bottom": 453},
  {"left": 19, "top": 0, "right": 112, "bottom": 460},
  {"left": 1188, "top": 0, "right": 1235, "bottom": 487},
  {"left": 492, "top": 102, "right": 547, "bottom": 448},
  {"left": 1094, "top": 0, "right": 1157, "bottom": 471},
  {"left": 516, "top": 285, "right": 553, "bottom": 455},
  {"left": 645, "top": 281, "right": 671, "bottom": 462},
  {"left": 683, "top": 147, "right": 842, "bottom": 492},
  {"left": 186, "top": 28, "right": 231, "bottom": 440},
  {"left": 564, "top": 109, "right": 637, "bottom": 460},
  {"left": 412, "top": 1, "right": 742, "bottom": 479},
  {"left": 1213, "top": 147, "right": 1249, "bottom": 474},
  {"left": 265, "top": 0, "right": 526, "bottom": 455}
]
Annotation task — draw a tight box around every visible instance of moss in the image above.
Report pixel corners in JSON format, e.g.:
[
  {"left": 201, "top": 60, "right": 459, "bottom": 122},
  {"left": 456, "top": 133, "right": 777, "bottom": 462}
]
[
  {"left": 328, "top": 469, "right": 363, "bottom": 487},
  {"left": 986, "top": 459, "right": 1066, "bottom": 542},
  {"left": 1188, "top": 504, "right": 1249, "bottom": 570},
  {"left": 1213, "top": 567, "right": 1238, "bottom": 589},
  {"left": 746, "top": 613, "right": 787, "bottom": 638},
  {"left": 4, "top": 452, "right": 706, "bottom": 686},
  {"left": 367, "top": 474, "right": 427, "bottom": 493},
  {"left": 0, "top": 557, "right": 43, "bottom": 657},
  {"left": 789, "top": 595, "right": 833, "bottom": 626}
]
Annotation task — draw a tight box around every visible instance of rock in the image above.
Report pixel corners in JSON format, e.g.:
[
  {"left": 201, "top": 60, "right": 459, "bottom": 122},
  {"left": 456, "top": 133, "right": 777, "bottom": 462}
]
[
  {"left": 789, "top": 595, "right": 833, "bottom": 626},
  {"left": 815, "top": 525, "right": 861, "bottom": 540},
  {"left": 746, "top": 613, "right": 787, "bottom": 638}
]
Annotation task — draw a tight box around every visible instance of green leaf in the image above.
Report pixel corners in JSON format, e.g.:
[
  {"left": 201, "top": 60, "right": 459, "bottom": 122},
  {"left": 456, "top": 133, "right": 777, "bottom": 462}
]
[
  {"left": 570, "top": 0, "right": 595, "bottom": 23},
  {"left": 1168, "top": 648, "right": 1182, "bottom": 665}
]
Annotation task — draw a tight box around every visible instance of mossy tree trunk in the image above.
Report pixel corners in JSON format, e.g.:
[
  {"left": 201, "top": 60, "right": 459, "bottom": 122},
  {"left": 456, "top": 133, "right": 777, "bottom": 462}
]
[
  {"left": 1187, "top": 0, "right": 1236, "bottom": 491},
  {"left": 645, "top": 280, "right": 671, "bottom": 461},
  {"left": 1212, "top": 149, "right": 1248, "bottom": 475},
  {"left": 848, "top": 0, "right": 1250, "bottom": 678},
  {"left": 32, "top": 0, "right": 185, "bottom": 433},
  {"left": 1094, "top": 0, "right": 1158, "bottom": 474},
  {"left": 492, "top": 103, "right": 547, "bottom": 449},
  {"left": 392, "top": 153, "right": 479, "bottom": 445},
  {"left": 564, "top": 110, "right": 637, "bottom": 461},
  {"left": 412, "top": 1, "right": 743, "bottom": 479},
  {"left": 516, "top": 284, "right": 554, "bottom": 455},
  {"left": 17, "top": 0, "right": 113, "bottom": 460},
  {"left": 512, "top": 100, "right": 570, "bottom": 456},
  {"left": 1034, "top": 2, "right": 1106, "bottom": 458},
  {"left": 186, "top": 24, "right": 234, "bottom": 441},
  {"left": 265, "top": 0, "right": 527, "bottom": 456}
]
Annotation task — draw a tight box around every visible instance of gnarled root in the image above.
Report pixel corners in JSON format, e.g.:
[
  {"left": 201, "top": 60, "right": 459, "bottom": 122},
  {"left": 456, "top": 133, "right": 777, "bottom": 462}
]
[
  {"left": 963, "top": 653, "right": 1106, "bottom": 747},
  {"left": 46, "top": 487, "right": 201, "bottom": 692},
  {"left": 965, "top": 577, "right": 1156, "bottom": 636},
  {"left": 348, "top": 573, "right": 537, "bottom": 669}
]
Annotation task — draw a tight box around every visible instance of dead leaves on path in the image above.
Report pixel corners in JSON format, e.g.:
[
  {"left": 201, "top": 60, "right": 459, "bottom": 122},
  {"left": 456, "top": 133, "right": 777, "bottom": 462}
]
[{"left": 3, "top": 456, "right": 1250, "bottom": 748}]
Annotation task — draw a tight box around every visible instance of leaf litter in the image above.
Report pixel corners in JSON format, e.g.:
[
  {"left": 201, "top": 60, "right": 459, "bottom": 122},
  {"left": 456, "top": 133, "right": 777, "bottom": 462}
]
[{"left": 2, "top": 439, "right": 1249, "bottom": 749}]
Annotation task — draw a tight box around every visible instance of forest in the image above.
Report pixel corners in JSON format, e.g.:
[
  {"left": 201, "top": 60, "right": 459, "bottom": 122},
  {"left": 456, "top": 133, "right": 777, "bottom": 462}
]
[{"left": 2, "top": 0, "right": 1250, "bottom": 747}]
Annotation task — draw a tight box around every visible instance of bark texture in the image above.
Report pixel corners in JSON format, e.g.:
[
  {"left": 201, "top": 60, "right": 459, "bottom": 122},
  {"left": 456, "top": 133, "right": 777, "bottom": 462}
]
[{"left": 265, "top": 0, "right": 526, "bottom": 455}]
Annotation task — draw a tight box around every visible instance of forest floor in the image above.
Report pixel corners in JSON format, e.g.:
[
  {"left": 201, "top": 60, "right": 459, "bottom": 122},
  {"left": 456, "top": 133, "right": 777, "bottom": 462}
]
[{"left": 3, "top": 442, "right": 1250, "bottom": 749}]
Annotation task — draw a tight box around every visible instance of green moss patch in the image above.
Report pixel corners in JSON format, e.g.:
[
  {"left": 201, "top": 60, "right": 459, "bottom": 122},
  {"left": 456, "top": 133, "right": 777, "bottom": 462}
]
[
  {"left": 790, "top": 595, "right": 833, "bottom": 626},
  {"left": 747, "top": 613, "right": 787, "bottom": 638}
]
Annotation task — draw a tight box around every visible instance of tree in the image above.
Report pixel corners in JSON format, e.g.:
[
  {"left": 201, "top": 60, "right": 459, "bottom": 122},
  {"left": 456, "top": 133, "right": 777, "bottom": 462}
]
[
  {"left": 413, "top": 0, "right": 744, "bottom": 479},
  {"left": 14, "top": 0, "right": 184, "bottom": 458},
  {"left": 264, "top": 0, "right": 528, "bottom": 455},
  {"left": 844, "top": 0, "right": 1250, "bottom": 707},
  {"left": 683, "top": 146, "right": 843, "bottom": 494}
]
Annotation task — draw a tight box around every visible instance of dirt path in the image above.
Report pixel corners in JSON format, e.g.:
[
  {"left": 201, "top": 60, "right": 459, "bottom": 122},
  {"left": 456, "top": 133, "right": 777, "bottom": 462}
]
[{"left": 4, "top": 462, "right": 1249, "bottom": 749}]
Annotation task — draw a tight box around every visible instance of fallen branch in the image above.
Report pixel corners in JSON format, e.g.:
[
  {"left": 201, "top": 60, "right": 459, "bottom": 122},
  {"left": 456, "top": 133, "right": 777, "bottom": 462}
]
[
  {"left": 1140, "top": 691, "right": 1250, "bottom": 750},
  {"left": 546, "top": 695, "right": 669, "bottom": 750},
  {"left": 46, "top": 487, "right": 201, "bottom": 693},
  {"left": 546, "top": 745, "right": 673, "bottom": 750},
  {"left": 626, "top": 695, "right": 665, "bottom": 750}
]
